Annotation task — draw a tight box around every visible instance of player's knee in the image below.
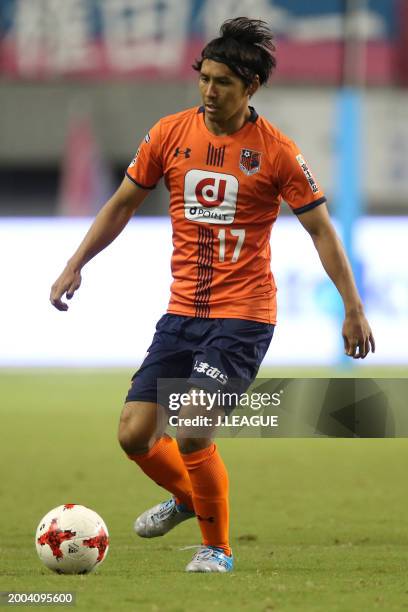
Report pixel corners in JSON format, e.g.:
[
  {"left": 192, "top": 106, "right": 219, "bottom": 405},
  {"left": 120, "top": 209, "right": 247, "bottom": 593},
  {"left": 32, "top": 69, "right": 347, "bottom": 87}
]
[
  {"left": 118, "top": 423, "right": 150, "bottom": 455},
  {"left": 176, "top": 437, "right": 212, "bottom": 454},
  {"left": 117, "top": 403, "right": 156, "bottom": 455}
]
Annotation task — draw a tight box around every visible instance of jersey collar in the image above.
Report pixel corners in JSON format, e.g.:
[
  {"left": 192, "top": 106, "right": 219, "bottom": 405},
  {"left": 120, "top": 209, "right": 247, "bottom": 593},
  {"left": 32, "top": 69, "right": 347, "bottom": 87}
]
[{"left": 197, "top": 105, "right": 258, "bottom": 123}]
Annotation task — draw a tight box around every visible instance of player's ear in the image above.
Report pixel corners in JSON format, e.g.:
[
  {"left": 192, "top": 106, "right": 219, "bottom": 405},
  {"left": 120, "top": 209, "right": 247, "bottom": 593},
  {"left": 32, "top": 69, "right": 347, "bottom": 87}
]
[{"left": 247, "top": 75, "right": 260, "bottom": 98}]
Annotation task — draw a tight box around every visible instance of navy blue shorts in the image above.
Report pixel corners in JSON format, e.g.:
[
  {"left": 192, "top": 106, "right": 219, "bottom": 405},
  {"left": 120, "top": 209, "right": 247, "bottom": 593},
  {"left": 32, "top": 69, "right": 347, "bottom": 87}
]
[{"left": 126, "top": 314, "right": 274, "bottom": 411}]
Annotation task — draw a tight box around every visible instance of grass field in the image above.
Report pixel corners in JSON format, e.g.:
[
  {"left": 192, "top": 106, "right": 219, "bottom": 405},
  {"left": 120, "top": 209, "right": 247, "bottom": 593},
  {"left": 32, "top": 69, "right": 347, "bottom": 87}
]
[{"left": 1, "top": 368, "right": 408, "bottom": 611}]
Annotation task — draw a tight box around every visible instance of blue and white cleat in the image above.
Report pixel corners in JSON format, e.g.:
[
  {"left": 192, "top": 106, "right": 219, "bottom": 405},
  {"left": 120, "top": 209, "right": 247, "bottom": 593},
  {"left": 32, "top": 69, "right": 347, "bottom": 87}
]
[
  {"left": 185, "top": 545, "right": 234, "bottom": 573},
  {"left": 134, "top": 498, "right": 195, "bottom": 538}
]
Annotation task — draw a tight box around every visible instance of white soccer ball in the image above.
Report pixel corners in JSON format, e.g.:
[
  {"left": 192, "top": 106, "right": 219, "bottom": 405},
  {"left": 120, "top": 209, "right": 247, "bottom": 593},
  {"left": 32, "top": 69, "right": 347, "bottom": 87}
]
[{"left": 35, "top": 504, "right": 109, "bottom": 574}]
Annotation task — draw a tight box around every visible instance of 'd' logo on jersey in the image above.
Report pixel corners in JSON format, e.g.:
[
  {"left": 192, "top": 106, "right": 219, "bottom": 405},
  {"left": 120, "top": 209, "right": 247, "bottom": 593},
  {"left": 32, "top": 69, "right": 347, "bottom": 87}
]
[
  {"left": 239, "top": 149, "right": 261, "bottom": 176},
  {"left": 184, "top": 169, "right": 238, "bottom": 225}
]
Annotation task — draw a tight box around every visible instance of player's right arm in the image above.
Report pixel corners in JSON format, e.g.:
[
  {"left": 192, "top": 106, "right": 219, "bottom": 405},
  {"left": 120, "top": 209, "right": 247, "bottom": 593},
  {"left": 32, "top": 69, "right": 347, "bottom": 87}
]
[
  {"left": 276, "top": 138, "right": 374, "bottom": 359},
  {"left": 50, "top": 177, "right": 149, "bottom": 311}
]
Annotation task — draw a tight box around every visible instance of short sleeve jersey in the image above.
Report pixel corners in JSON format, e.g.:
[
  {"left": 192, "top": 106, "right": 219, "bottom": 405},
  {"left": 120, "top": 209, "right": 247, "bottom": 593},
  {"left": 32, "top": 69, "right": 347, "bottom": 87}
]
[{"left": 126, "top": 106, "right": 326, "bottom": 324}]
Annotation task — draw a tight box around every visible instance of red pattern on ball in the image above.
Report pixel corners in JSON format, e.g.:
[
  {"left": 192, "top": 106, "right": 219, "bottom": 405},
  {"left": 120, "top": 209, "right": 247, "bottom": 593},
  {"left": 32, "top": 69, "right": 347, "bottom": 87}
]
[
  {"left": 83, "top": 528, "right": 109, "bottom": 562},
  {"left": 37, "top": 518, "right": 76, "bottom": 559}
]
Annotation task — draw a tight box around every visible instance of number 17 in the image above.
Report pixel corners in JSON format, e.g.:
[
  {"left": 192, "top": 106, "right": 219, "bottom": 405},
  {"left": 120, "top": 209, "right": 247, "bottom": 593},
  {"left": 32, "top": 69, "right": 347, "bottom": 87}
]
[{"left": 217, "top": 229, "right": 246, "bottom": 263}]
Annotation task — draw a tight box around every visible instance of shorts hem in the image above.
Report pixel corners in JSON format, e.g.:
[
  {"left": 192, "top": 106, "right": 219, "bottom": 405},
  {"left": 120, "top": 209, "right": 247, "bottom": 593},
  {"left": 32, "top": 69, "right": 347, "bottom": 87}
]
[{"left": 125, "top": 394, "right": 157, "bottom": 405}]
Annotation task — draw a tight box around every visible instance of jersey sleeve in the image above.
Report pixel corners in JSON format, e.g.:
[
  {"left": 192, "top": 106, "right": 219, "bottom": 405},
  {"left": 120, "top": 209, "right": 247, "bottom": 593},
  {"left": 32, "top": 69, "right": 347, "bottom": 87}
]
[
  {"left": 126, "top": 120, "right": 163, "bottom": 189},
  {"left": 276, "top": 139, "right": 326, "bottom": 215}
]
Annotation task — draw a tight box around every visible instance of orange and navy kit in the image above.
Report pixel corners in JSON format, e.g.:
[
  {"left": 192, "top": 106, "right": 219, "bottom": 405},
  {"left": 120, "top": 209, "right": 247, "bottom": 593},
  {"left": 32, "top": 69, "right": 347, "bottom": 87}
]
[
  {"left": 126, "top": 106, "right": 326, "bottom": 324},
  {"left": 125, "top": 106, "right": 326, "bottom": 563}
]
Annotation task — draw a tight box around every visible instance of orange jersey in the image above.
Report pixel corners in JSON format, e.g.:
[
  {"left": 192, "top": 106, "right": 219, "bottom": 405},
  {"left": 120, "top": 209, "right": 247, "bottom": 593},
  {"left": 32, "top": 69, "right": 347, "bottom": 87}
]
[{"left": 126, "top": 106, "right": 326, "bottom": 324}]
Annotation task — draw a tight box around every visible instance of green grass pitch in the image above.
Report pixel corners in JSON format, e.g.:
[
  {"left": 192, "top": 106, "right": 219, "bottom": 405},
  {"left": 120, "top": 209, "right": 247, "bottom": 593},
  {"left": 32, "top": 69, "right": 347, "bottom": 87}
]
[{"left": 1, "top": 368, "right": 407, "bottom": 611}]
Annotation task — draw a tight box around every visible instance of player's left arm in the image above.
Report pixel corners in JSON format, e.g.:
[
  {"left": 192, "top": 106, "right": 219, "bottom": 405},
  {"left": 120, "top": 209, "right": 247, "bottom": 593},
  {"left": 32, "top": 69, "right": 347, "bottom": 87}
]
[{"left": 297, "top": 203, "right": 375, "bottom": 359}]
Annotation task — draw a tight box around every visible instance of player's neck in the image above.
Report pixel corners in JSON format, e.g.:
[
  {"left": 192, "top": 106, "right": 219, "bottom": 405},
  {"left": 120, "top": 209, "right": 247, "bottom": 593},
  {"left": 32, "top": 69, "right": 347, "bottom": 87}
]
[{"left": 204, "top": 106, "right": 251, "bottom": 136}]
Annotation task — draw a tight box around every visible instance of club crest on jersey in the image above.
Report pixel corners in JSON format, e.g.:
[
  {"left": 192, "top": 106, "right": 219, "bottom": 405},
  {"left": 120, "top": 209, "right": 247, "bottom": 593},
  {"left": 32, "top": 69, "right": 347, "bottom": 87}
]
[{"left": 239, "top": 148, "right": 261, "bottom": 176}]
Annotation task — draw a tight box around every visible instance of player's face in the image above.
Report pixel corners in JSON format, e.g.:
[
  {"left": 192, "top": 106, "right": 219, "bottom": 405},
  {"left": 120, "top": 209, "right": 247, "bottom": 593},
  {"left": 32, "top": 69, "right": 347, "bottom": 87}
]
[{"left": 199, "top": 59, "right": 250, "bottom": 123}]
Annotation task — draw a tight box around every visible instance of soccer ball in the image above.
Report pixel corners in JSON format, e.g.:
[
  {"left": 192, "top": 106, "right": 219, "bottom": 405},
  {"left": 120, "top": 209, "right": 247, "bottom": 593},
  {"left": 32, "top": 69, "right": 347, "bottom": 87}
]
[{"left": 35, "top": 504, "right": 109, "bottom": 574}]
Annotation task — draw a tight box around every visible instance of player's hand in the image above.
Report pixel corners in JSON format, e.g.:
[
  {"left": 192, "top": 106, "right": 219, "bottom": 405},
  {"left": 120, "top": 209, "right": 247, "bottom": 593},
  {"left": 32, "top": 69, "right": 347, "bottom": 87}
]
[
  {"left": 50, "top": 265, "right": 82, "bottom": 311},
  {"left": 342, "top": 310, "right": 375, "bottom": 359}
]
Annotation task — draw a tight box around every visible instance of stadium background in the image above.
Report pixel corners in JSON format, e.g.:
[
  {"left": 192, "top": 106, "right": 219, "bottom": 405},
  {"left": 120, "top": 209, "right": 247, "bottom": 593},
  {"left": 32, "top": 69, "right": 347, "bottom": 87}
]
[
  {"left": 1, "top": 3, "right": 408, "bottom": 610},
  {"left": 1, "top": 0, "right": 407, "bottom": 367}
]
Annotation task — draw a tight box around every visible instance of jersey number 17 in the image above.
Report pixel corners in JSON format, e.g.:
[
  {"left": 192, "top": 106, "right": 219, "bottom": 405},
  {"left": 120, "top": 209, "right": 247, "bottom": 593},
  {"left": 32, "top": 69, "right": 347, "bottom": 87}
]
[{"left": 217, "top": 229, "right": 246, "bottom": 263}]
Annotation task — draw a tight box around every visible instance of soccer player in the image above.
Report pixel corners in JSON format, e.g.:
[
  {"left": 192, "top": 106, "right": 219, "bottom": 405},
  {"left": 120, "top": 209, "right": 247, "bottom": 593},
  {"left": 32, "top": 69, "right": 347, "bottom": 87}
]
[{"left": 50, "top": 17, "right": 375, "bottom": 573}]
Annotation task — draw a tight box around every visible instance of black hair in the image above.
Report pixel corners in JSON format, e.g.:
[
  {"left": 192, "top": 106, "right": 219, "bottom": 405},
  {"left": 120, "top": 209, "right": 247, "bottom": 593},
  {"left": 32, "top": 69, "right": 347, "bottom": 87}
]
[{"left": 193, "top": 17, "right": 277, "bottom": 87}]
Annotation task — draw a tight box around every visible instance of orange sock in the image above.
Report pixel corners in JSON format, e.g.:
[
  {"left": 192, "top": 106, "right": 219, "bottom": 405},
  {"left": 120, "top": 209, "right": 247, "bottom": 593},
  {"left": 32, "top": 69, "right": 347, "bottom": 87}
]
[
  {"left": 128, "top": 435, "right": 193, "bottom": 510},
  {"left": 181, "top": 443, "right": 231, "bottom": 556}
]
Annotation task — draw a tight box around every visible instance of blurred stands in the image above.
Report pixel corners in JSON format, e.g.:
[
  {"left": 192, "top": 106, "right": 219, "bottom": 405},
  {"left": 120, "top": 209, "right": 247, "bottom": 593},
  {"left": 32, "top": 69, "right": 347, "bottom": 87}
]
[{"left": 0, "top": 0, "right": 407, "bottom": 217}]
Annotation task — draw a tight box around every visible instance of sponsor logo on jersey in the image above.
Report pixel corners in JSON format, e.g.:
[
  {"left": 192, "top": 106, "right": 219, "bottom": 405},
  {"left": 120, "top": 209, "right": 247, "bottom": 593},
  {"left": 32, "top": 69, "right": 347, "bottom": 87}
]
[
  {"left": 296, "top": 154, "right": 320, "bottom": 193},
  {"left": 174, "top": 147, "right": 192, "bottom": 158},
  {"left": 193, "top": 360, "right": 228, "bottom": 385},
  {"left": 184, "top": 169, "right": 238, "bottom": 225},
  {"left": 144, "top": 132, "right": 151, "bottom": 143},
  {"left": 128, "top": 148, "right": 140, "bottom": 168},
  {"left": 239, "top": 148, "right": 261, "bottom": 176}
]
